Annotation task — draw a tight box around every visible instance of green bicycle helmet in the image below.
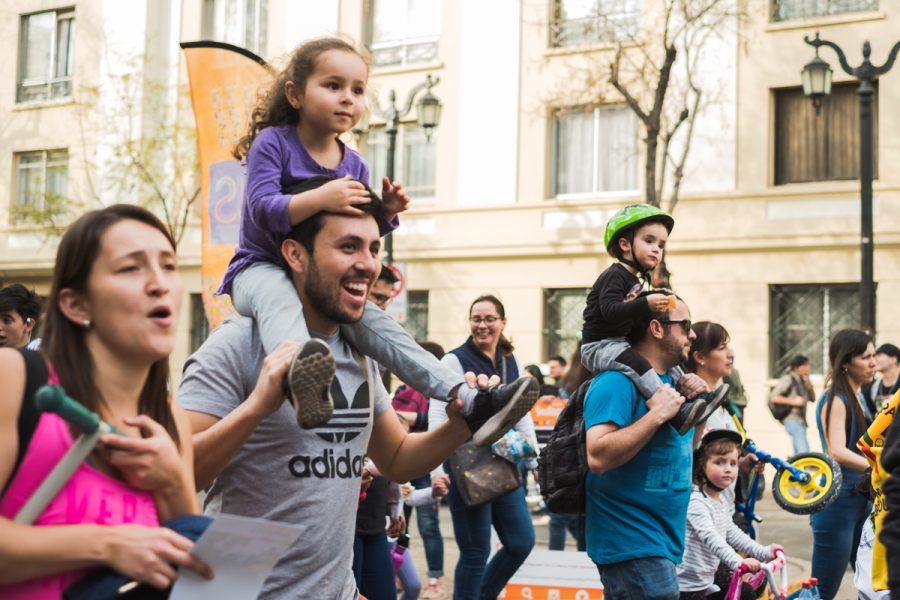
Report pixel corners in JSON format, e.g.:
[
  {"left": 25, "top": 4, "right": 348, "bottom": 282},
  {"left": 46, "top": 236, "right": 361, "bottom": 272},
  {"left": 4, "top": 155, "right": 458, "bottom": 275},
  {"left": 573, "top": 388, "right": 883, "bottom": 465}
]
[{"left": 604, "top": 204, "right": 675, "bottom": 256}]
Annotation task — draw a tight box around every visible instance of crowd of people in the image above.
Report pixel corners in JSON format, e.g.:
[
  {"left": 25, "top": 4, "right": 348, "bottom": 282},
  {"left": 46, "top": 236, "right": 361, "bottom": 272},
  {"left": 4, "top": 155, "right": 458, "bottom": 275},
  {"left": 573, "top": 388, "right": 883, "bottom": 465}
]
[{"left": 2, "top": 34, "right": 900, "bottom": 600}]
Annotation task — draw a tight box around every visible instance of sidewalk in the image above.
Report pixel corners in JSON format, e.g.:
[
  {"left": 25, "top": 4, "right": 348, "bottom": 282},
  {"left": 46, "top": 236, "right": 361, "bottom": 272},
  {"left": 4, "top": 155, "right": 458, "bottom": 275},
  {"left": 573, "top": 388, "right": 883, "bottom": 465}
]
[{"left": 406, "top": 493, "right": 859, "bottom": 599}]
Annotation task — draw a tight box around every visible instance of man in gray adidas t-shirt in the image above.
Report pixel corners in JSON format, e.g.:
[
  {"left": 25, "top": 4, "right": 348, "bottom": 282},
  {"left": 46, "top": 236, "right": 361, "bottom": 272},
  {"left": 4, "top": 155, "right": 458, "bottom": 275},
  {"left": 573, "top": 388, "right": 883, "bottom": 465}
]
[{"left": 178, "top": 198, "right": 474, "bottom": 599}]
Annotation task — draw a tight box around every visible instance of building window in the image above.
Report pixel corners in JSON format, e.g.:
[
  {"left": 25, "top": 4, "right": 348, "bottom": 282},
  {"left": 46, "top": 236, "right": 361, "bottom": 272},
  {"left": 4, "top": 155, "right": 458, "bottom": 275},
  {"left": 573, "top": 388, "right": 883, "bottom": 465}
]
[
  {"left": 771, "top": 0, "right": 877, "bottom": 22},
  {"left": 774, "top": 83, "right": 878, "bottom": 185},
  {"left": 404, "top": 290, "right": 429, "bottom": 341},
  {"left": 770, "top": 284, "right": 862, "bottom": 377},
  {"left": 545, "top": 288, "right": 589, "bottom": 363},
  {"left": 552, "top": 105, "right": 638, "bottom": 197},
  {"left": 190, "top": 294, "right": 211, "bottom": 353},
  {"left": 17, "top": 9, "right": 74, "bottom": 103},
  {"left": 203, "top": 0, "right": 268, "bottom": 56},
  {"left": 367, "top": 0, "right": 441, "bottom": 68},
  {"left": 367, "top": 125, "right": 436, "bottom": 199},
  {"left": 13, "top": 150, "right": 68, "bottom": 221},
  {"left": 550, "top": 0, "right": 640, "bottom": 48}
]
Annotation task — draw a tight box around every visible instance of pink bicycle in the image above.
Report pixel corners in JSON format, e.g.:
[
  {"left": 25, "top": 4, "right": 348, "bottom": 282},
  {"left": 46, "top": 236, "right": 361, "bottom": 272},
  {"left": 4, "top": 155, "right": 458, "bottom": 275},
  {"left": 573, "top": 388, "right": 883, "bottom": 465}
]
[{"left": 725, "top": 550, "right": 788, "bottom": 600}]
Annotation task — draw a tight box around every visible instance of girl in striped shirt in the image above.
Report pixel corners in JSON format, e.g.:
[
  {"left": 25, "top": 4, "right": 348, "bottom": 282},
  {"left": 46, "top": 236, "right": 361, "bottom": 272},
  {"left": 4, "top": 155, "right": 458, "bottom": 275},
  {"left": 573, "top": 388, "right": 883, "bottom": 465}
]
[{"left": 677, "top": 430, "right": 782, "bottom": 599}]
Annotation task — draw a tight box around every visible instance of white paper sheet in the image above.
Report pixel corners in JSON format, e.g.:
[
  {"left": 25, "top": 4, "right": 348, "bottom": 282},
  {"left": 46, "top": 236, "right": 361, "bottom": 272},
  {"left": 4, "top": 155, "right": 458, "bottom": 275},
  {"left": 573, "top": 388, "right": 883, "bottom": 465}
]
[{"left": 170, "top": 514, "right": 302, "bottom": 600}]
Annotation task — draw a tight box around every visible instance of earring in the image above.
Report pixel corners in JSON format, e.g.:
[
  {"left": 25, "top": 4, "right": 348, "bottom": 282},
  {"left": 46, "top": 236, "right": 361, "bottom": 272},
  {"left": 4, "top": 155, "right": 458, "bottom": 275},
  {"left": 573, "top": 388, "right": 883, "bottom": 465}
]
[{"left": 82, "top": 320, "right": 92, "bottom": 329}]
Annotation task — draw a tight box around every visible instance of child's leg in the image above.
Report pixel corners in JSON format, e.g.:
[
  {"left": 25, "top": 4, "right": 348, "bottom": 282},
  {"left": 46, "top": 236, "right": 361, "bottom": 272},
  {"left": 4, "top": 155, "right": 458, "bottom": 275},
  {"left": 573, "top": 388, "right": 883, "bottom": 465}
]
[
  {"left": 397, "top": 550, "right": 422, "bottom": 600},
  {"left": 231, "top": 262, "right": 310, "bottom": 354},
  {"left": 233, "top": 262, "right": 334, "bottom": 428},
  {"left": 581, "top": 338, "right": 663, "bottom": 399},
  {"left": 341, "top": 303, "right": 464, "bottom": 399}
]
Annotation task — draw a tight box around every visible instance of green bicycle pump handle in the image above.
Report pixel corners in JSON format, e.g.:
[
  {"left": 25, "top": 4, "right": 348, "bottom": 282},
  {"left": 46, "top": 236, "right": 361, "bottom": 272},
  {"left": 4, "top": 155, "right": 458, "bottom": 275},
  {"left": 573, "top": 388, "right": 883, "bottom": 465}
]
[{"left": 34, "top": 385, "right": 101, "bottom": 434}]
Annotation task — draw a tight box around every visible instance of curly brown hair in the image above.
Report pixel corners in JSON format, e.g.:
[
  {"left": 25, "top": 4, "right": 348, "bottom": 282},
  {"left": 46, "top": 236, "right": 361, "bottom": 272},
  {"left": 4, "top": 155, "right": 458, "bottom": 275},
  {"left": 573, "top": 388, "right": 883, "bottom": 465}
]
[{"left": 233, "top": 37, "right": 369, "bottom": 160}]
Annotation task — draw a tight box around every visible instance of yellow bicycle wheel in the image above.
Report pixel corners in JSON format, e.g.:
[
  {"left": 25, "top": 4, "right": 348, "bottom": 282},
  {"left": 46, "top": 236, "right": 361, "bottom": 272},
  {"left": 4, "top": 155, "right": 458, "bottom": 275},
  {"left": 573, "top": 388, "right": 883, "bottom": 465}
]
[{"left": 772, "top": 452, "right": 842, "bottom": 515}]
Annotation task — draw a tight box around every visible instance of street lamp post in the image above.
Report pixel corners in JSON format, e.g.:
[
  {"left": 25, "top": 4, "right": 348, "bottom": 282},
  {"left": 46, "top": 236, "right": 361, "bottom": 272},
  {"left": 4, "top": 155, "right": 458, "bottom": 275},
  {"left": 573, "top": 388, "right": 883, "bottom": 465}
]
[
  {"left": 802, "top": 33, "right": 900, "bottom": 333},
  {"left": 369, "top": 74, "right": 442, "bottom": 264}
]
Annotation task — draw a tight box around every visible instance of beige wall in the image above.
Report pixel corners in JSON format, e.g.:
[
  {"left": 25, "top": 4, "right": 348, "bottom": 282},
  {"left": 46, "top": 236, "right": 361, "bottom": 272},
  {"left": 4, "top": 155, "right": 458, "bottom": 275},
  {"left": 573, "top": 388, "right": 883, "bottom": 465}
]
[{"left": 3, "top": 1, "right": 898, "bottom": 457}]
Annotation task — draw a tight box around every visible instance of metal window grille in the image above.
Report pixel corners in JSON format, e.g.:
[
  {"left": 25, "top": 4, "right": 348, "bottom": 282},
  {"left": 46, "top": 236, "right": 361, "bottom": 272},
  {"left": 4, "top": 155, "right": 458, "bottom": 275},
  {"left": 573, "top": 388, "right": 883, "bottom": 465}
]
[
  {"left": 771, "top": 0, "right": 878, "bottom": 21},
  {"left": 550, "top": 0, "right": 640, "bottom": 48},
  {"left": 17, "top": 9, "right": 74, "bottom": 103},
  {"left": 190, "top": 294, "right": 211, "bottom": 353},
  {"left": 769, "top": 284, "right": 863, "bottom": 377},
  {"left": 545, "top": 288, "right": 589, "bottom": 362},
  {"left": 404, "top": 290, "right": 429, "bottom": 341}
]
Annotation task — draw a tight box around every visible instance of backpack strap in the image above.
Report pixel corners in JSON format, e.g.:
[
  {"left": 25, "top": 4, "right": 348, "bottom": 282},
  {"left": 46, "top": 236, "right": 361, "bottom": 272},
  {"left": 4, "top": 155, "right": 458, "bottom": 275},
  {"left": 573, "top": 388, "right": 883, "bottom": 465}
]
[{"left": 3, "top": 349, "right": 49, "bottom": 496}]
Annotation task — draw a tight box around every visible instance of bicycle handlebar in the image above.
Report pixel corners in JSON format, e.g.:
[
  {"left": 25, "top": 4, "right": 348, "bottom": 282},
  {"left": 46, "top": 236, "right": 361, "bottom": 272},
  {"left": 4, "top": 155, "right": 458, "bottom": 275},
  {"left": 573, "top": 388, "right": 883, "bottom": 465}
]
[{"left": 34, "top": 385, "right": 102, "bottom": 434}]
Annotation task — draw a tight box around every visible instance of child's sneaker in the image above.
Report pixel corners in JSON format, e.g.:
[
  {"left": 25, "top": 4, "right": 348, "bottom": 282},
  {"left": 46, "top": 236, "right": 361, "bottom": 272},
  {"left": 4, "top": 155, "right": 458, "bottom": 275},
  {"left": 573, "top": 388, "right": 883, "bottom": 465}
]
[
  {"left": 286, "top": 339, "right": 335, "bottom": 428},
  {"left": 670, "top": 398, "right": 706, "bottom": 436},
  {"left": 695, "top": 383, "right": 730, "bottom": 424},
  {"left": 465, "top": 376, "right": 540, "bottom": 446}
]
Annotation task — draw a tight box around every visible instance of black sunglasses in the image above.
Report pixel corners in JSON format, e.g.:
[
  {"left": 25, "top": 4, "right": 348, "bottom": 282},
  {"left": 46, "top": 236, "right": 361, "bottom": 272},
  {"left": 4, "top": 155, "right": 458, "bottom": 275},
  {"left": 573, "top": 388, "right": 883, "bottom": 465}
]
[{"left": 658, "top": 318, "right": 692, "bottom": 331}]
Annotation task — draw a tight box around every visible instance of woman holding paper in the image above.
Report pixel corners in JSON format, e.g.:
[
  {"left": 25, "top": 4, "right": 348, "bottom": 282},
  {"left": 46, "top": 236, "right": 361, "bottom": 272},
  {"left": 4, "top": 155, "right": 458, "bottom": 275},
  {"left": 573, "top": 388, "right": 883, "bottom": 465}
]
[{"left": 0, "top": 205, "right": 211, "bottom": 599}]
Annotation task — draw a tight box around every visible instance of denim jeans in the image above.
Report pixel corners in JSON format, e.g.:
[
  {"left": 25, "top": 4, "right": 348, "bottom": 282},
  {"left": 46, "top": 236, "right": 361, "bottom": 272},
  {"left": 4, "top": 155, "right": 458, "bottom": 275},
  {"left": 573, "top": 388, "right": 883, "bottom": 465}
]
[
  {"left": 446, "top": 475, "right": 535, "bottom": 599},
  {"left": 548, "top": 512, "right": 586, "bottom": 551},
  {"left": 809, "top": 470, "right": 872, "bottom": 600},
  {"left": 352, "top": 532, "right": 395, "bottom": 600},
  {"left": 596, "top": 557, "right": 679, "bottom": 600},
  {"left": 232, "top": 261, "right": 464, "bottom": 398},
  {"left": 406, "top": 475, "right": 444, "bottom": 578},
  {"left": 782, "top": 419, "right": 810, "bottom": 455}
]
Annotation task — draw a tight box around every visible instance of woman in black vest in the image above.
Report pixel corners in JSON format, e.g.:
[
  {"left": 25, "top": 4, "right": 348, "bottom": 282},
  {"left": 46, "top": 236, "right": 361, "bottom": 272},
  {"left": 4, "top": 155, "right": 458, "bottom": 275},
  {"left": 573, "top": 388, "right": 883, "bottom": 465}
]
[{"left": 428, "top": 295, "right": 537, "bottom": 599}]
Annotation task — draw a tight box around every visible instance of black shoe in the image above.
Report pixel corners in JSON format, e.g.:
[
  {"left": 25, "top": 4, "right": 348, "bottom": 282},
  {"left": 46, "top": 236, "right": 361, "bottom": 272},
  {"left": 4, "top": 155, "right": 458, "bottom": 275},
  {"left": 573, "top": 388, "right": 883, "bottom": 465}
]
[
  {"left": 695, "top": 383, "right": 730, "bottom": 424},
  {"left": 465, "top": 375, "right": 540, "bottom": 446},
  {"left": 670, "top": 398, "right": 706, "bottom": 436},
  {"left": 285, "top": 339, "right": 335, "bottom": 429}
]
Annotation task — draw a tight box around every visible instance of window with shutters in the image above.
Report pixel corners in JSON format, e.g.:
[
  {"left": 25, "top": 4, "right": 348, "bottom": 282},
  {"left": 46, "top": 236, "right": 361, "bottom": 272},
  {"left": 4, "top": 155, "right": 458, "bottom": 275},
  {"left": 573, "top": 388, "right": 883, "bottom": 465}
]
[{"left": 774, "top": 82, "right": 878, "bottom": 185}]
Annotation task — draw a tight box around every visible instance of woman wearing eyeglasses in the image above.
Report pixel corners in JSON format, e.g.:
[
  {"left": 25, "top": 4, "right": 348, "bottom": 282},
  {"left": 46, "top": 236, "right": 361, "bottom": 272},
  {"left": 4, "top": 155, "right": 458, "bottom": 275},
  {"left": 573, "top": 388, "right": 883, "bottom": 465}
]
[{"left": 427, "top": 295, "right": 537, "bottom": 600}]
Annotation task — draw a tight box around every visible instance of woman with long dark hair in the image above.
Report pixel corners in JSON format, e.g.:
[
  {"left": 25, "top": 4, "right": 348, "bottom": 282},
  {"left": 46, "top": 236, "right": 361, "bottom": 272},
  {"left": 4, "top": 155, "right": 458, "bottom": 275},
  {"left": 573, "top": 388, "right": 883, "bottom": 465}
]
[
  {"left": 810, "top": 329, "right": 876, "bottom": 599},
  {"left": 0, "top": 205, "right": 209, "bottom": 598},
  {"left": 428, "top": 295, "right": 537, "bottom": 599}
]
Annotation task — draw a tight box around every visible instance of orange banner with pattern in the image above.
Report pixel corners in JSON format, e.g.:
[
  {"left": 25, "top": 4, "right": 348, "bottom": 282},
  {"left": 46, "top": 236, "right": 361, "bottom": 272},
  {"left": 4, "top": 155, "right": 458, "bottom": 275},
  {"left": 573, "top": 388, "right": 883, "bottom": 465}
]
[{"left": 181, "top": 41, "right": 273, "bottom": 328}]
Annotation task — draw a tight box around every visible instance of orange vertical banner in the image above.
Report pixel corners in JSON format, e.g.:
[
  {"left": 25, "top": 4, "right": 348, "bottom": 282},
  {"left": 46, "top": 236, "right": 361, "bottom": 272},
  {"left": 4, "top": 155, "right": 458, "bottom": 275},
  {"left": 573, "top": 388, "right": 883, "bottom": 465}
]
[{"left": 180, "top": 41, "right": 274, "bottom": 329}]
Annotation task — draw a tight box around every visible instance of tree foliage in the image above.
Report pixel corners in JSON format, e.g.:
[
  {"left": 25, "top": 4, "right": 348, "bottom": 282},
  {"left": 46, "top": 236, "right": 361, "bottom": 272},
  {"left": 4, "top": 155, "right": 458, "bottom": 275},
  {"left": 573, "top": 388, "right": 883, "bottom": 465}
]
[{"left": 14, "top": 53, "right": 199, "bottom": 244}]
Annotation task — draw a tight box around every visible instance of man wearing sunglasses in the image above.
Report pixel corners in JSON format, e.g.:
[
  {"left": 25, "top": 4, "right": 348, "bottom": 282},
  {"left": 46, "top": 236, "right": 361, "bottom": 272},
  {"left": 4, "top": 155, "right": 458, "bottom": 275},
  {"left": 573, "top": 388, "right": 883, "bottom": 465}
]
[{"left": 583, "top": 295, "right": 708, "bottom": 600}]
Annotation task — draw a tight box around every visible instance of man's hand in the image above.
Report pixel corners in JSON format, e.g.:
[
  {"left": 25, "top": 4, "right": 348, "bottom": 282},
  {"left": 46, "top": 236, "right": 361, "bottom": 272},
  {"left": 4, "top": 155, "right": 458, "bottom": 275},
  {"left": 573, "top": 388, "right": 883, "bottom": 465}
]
[
  {"left": 249, "top": 341, "right": 300, "bottom": 416},
  {"left": 464, "top": 371, "right": 501, "bottom": 389},
  {"left": 381, "top": 177, "right": 411, "bottom": 220},
  {"left": 360, "top": 466, "right": 374, "bottom": 494},
  {"left": 676, "top": 372, "right": 709, "bottom": 400},
  {"left": 646, "top": 384, "right": 684, "bottom": 422}
]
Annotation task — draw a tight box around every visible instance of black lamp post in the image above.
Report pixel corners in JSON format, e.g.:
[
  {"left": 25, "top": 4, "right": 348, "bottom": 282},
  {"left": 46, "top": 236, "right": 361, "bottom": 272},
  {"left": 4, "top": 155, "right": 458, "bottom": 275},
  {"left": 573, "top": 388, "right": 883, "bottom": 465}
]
[
  {"left": 370, "top": 74, "right": 442, "bottom": 263},
  {"left": 802, "top": 33, "right": 900, "bottom": 333}
]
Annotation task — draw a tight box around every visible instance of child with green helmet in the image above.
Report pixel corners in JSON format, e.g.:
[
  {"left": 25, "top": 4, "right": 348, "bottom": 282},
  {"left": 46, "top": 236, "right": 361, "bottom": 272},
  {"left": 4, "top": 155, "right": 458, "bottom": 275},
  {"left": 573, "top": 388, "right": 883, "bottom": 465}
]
[{"left": 580, "top": 204, "right": 727, "bottom": 435}]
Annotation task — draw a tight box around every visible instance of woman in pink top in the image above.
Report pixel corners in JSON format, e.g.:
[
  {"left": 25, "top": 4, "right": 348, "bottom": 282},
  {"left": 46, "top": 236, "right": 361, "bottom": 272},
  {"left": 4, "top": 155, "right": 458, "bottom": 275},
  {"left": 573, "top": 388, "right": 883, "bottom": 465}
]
[{"left": 0, "top": 205, "right": 211, "bottom": 598}]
